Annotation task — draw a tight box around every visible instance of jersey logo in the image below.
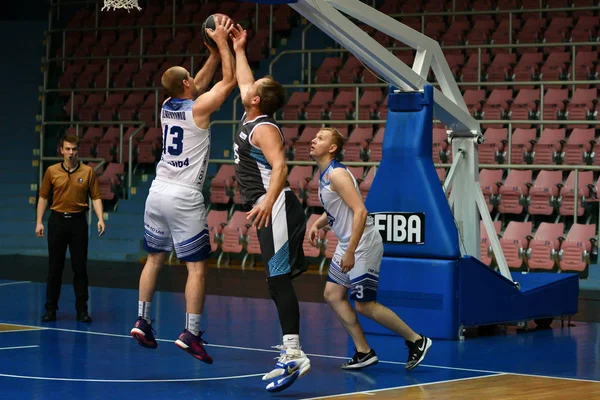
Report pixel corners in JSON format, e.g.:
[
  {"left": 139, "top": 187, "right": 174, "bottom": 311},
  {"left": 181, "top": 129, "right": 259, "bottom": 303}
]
[
  {"left": 239, "top": 132, "right": 248, "bottom": 140},
  {"left": 325, "top": 210, "right": 335, "bottom": 227}
]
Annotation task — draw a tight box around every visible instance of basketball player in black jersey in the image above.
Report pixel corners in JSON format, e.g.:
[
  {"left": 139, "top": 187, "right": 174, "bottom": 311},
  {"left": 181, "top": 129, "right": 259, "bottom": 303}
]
[{"left": 230, "top": 24, "right": 310, "bottom": 393}]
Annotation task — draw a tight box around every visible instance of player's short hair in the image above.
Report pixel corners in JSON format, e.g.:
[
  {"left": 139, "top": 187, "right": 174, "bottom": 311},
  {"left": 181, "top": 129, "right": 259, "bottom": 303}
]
[
  {"left": 161, "top": 66, "right": 188, "bottom": 98},
  {"left": 61, "top": 134, "right": 79, "bottom": 148},
  {"left": 321, "top": 127, "right": 344, "bottom": 158},
  {"left": 256, "top": 75, "right": 286, "bottom": 116}
]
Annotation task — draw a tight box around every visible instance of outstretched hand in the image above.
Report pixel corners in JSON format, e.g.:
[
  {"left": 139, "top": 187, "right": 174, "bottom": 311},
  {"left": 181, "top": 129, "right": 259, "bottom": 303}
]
[
  {"left": 229, "top": 24, "right": 247, "bottom": 52},
  {"left": 205, "top": 15, "right": 233, "bottom": 47}
]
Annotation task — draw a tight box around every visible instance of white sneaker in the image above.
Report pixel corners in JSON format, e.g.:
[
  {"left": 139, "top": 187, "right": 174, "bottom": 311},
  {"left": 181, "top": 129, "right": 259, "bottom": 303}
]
[{"left": 263, "top": 346, "right": 311, "bottom": 393}]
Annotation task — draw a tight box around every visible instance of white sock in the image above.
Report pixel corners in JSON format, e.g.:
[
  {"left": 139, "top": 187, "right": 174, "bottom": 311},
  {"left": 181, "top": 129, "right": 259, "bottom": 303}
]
[
  {"left": 186, "top": 313, "right": 202, "bottom": 336},
  {"left": 138, "top": 301, "right": 151, "bottom": 323},
  {"left": 283, "top": 334, "right": 300, "bottom": 350}
]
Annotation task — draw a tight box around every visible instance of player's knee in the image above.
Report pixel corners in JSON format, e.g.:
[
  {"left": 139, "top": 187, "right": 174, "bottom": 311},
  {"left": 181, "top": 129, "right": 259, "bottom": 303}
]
[
  {"left": 355, "top": 300, "right": 376, "bottom": 317},
  {"left": 323, "top": 286, "right": 343, "bottom": 305},
  {"left": 267, "top": 273, "right": 293, "bottom": 300},
  {"left": 145, "top": 252, "right": 166, "bottom": 269},
  {"left": 186, "top": 261, "right": 207, "bottom": 275}
]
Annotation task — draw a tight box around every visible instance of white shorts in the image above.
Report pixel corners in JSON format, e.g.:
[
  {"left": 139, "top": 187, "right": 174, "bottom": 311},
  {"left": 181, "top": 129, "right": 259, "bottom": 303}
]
[
  {"left": 327, "top": 228, "right": 383, "bottom": 302},
  {"left": 143, "top": 179, "right": 210, "bottom": 262}
]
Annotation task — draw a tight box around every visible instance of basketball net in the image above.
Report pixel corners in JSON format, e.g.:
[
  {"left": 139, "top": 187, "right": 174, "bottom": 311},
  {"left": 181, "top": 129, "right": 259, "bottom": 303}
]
[{"left": 101, "top": 0, "right": 142, "bottom": 11}]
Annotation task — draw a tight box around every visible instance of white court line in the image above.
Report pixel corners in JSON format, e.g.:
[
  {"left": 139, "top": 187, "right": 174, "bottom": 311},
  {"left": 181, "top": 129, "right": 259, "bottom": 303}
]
[
  {"left": 0, "top": 281, "right": 30, "bottom": 287},
  {"left": 299, "top": 373, "right": 507, "bottom": 400},
  {"left": 0, "top": 345, "right": 39, "bottom": 351},
  {"left": 0, "top": 372, "right": 265, "bottom": 383},
  {"left": 1, "top": 322, "right": 599, "bottom": 384}
]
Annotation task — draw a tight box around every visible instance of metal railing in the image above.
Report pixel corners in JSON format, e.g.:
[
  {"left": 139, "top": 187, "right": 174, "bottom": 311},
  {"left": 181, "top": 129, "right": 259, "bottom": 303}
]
[
  {"left": 40, "top": 3, "right": 600, "bottom": 200},
  {"left": 230, "top": 79, "right": 600, "bottom": 135},
  {"left": 40, "top": 111, "right": 600, "bottom": 199},
  {"left": 48, "top": 1, "right": 275, "bottom": 47},
  {"left": 299, "top": 4, "right": 600, "bottom": 75},
  {"left": 209, "top": 118, "right": 600, "bottom": 232},
  {"left": 272, "top": 40, "right": 600, "bottom": 85},
  {"left": 49, "top": 50, "right": 211, "bottom": 76},
  {"left": 46, "top": 86, "right": 165, "bottom": 128},
  {"left": 213, "top": 118, "right": 600, "bottom": 164},
  {"left": 437, "top": 163, "right": 600, "bottom": 228}
]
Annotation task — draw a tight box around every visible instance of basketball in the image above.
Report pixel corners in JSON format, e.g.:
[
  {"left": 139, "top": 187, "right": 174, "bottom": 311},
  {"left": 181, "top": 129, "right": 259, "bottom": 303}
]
[{"left": 202, "top": 13, "right": 234, "bottom": 49}]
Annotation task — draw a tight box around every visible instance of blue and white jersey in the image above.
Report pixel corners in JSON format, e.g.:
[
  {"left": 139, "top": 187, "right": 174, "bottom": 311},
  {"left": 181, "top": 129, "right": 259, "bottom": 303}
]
[
  {"left": 155, "top": 98, "right": 210, "bottom": 189},
  {"left": 318, "top": 160, "right": 374, "bottom": 251}
]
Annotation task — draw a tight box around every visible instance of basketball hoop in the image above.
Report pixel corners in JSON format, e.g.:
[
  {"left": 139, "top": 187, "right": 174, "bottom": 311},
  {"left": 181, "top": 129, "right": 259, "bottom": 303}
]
[{"left": 101, "top": 0, "right": 142, "bottom": 12}]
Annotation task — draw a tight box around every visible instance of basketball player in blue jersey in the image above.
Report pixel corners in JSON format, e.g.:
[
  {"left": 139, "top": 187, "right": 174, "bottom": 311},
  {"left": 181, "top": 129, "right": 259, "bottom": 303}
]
[
  {"left": 229, "top": 24, "right": 310, "bottom": 393},
  {"left": 309, "top": 127, "right": 432, "bottom": 371},
  {"left": 129, "top": 16, "right": 236, "bottom": 364}
]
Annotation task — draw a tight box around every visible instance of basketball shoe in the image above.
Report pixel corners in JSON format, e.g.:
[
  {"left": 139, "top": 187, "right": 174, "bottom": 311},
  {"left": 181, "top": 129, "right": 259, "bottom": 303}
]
[
  {"left": 130, "top": 317, "right": 157, "bottom": 349},
  {"left": 405, "top": 335, "right": 432, "bottom": 370},
  {"left": 263, "top": 346, "right": 311, "bottom": 393},
  {"left": 341, "top": 348, "right": 379, "bottom": 370},
  {"left": 175, "top": 329, "right": 213, "bottom": 364}
]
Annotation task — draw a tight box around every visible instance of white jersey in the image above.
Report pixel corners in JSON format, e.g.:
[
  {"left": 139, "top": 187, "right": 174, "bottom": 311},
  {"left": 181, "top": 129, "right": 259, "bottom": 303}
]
[
  {"left": 318, "top": 160, "right": 375, "bottom": 252},
  {"left": 155, "top": 98, "right": 210, "bottom": 189}
]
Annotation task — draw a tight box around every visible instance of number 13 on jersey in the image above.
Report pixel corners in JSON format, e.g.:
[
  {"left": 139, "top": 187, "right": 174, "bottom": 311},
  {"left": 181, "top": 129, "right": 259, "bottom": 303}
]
[{"left": 163, "top": 125, "right": 184, "bottom": 156}]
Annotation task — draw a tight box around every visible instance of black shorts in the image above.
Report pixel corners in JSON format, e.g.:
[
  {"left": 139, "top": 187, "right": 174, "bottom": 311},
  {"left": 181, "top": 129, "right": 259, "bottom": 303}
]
[{"left": 256, "top": 189, "right": 307, "bottom": 279}]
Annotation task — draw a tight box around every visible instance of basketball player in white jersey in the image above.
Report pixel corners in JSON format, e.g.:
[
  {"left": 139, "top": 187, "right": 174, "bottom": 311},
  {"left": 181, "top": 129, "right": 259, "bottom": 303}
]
[
  {"left": 229, "top": 24, "right": 310, "bottom": 393},
  {"left": 309, "top": 127, "right": 432, "bottom": 371},
  {"left": 130, "top": 16, "right": 236, "bottom": 364}
]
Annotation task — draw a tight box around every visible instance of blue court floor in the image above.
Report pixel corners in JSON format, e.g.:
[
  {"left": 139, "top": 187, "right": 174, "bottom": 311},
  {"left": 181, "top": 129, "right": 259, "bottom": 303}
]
[{"left": 0, "top": 278, "right": 599, "bottom": 399}]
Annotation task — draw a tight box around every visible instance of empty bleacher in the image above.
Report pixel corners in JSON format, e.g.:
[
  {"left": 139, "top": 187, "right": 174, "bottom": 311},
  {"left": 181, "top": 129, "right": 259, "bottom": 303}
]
[{"left": 14, "top": 0, "right": 596, "bottom": 274}]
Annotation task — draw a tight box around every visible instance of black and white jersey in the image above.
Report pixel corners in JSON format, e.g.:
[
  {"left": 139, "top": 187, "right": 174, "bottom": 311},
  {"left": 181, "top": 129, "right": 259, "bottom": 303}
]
[{"left": 233, "top": 113, "right": 284, "bottom": 207}]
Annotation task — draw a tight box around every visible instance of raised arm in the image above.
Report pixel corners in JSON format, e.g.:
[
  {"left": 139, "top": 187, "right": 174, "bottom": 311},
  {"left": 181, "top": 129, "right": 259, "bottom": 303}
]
[
  {"left": 193, "top": 46, "right": 220, "bottom": 95},
  {"left": 230, "top": 24, "right": 254, "bottom": 98},
  {"left": 192, "top": 16, "right": 237, "bottom": 128}
]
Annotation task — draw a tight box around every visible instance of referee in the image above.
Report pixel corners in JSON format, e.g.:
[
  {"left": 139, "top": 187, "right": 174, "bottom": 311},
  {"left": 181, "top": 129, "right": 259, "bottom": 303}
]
[{"left": 35, "top": 135, "right": 106, "bottom": 323}]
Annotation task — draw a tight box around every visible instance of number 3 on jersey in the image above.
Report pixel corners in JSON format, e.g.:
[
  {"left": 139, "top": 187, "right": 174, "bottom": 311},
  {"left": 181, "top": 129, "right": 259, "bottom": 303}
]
[{"left": 163, "top": 125, "right": 184, "bottom": 156}]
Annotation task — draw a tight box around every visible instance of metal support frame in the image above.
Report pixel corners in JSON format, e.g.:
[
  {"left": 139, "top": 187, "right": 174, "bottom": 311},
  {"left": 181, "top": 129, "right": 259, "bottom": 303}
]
[
  {"left": 282, "top": 0, "right": 514, "bottom": 280},
  {"left": 290, "top": 0, "right": 477, "bottom": 133}
]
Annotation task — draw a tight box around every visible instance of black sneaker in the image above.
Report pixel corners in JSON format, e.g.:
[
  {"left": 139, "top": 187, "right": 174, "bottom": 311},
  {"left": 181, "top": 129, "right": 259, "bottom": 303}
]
[
  {"left": 76, "top": 311, "right": 92, "bottom": 323},
  {"left": 405, "top": 335, "right": 432, "bottom": 371},
  {"left": 42, "top": 310, "right": 56, "bottom": 322},
  {"left": 341, "top": 348, "right": 379, "bottom": 370}
]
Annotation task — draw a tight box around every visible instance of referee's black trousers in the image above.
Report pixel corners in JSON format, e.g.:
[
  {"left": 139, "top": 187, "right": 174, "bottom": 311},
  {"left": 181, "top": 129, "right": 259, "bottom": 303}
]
[{"left": 45, "top": 211, "right": 89, "bottom": 313}]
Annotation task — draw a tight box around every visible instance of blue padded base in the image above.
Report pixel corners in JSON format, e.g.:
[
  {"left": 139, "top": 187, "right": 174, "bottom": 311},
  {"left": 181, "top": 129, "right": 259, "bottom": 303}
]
[
  {"left": 357, "top": 256, "right": 579, "bottom": 340},
  {"left": 458, "top": 256, "right": 579, "bottom": 327},
  {"left": 357, "top": 256, "right": 459, "bottom": 340}
]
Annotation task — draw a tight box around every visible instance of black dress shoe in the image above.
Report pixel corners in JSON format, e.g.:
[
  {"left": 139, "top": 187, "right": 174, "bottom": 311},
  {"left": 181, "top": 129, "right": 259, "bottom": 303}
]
[
  {"left": 42, "top": 310, "right": 56, "bottom": 322},
  {"left": 76, "top": 311, "right": 92, "bottom": 323}
]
